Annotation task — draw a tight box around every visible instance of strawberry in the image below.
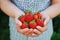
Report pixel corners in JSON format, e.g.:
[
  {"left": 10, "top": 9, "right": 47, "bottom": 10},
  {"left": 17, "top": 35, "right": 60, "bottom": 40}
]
[
  {"left": 36, "top": 11, "right": 42, "bottom": 18},
  {"left": 29, "top": 20, "right": 37, "bottom": 29},
  {"left": 25, "top": 14, "right": 33, "bottom": 22},
  {"left": 25, "top": 11, "right": 30, "bottom": 16},
  {"left": 37, "top": 12, "right": 42, "bottom": 19},
  {"left": 21, "top": 22, "right": 28, "bottom": 29},
  {"left": 33, "top": 14, "right": 38, "bottom": 20},
  {"left": 19, "top": 15, "right": 25, "bottom": 23},
  {"left": 36, "top": 19, "right": 44, "bottom": 27},
  {"left": 25, "top": 10, "right": 32, "bottom": 16}
]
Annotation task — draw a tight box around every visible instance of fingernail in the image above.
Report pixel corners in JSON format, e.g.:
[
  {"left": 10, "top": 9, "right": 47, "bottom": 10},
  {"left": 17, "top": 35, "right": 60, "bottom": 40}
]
[
  {"left": 36, "top": 26, "right": 40, "bottom": 28},
  {"left": 30, "top": 29, "right": 33, "bottom": 31},
  {"left": 32, "top": 34, "right": 35, "bottom": 35},
  {"left": 33, "top": 29, "right": 36, "bottom": 31},
  {"left": 36, "top": 26, "right": 42, "bottom": 29}
]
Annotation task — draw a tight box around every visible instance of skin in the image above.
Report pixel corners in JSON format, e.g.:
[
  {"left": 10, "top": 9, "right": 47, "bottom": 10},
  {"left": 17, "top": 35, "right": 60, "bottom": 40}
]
[{"left": 0, "top": 0, "right": 60, "bottom": 37}]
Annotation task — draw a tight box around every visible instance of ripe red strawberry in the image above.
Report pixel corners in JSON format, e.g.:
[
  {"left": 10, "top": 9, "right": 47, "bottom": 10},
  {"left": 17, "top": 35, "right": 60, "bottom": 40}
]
[
  {"left": 36, "top": 19, "right": 44, "bottom": 27},
  {"left": 29, "top": 20, "right": 37, "bottom": 29},
  {"left": 25, "top": 14, "right": 33, "bottom": 22},
  {"left": 25, "top": 10, "right": 32, "bottom": 16},
  {"left": 33, "top": 14, "right": 38, "bottom": 20},
  {"left": 21, "top": 22, "right": 28, "bottom": 29},
  {"left": 19, "top": 15, "right": 25, "bottom": 23},
  {"left": 25, "top": 11, "right": 30, "bottom": 16},
  {"left": 37, "top": 11, "right": 42, "bottom": 19}
]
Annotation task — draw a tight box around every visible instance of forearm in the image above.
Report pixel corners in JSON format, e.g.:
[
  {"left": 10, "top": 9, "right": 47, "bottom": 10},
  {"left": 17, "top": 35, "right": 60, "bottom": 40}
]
[
  {"left": 1, "top": 0, "right": 24, "bottom": 18},
  {"left": 41, "top": 3, "right": 60, "bottom": 19}
]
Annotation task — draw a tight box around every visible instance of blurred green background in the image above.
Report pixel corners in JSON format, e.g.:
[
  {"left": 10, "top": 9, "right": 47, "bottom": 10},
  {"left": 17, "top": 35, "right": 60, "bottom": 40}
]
[{"left": 0, "top": 10, "right": 60, "bottom": 40}]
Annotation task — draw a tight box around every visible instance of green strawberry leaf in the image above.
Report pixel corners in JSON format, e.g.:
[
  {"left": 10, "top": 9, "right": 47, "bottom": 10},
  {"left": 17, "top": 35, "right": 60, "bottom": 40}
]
[
  {"left": 24, "top": 21, "right": 29, "bottom": 25},
  {"left": 18, "top": 15, "right": 24, "bottom": 20},
  {"left": 25, "top": 9, "right": 32, "bottom": 14},
  {"left": 30, "top": 20, "right": 36, "bottom": 24}
]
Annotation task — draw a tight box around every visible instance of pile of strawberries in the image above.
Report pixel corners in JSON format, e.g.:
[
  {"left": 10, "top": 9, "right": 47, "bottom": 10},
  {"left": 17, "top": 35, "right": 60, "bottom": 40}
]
[{"left": 18, "top": 11, "right": 44, "bottom": 29}]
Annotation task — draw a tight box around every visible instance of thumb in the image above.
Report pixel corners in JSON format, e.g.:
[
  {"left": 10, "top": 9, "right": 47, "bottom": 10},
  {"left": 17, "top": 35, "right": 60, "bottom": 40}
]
[
  {"left": 44, "top": 17, "right": 50, "bottom": 26},
  {"left": 15, "top": 18, "right": 22, "bottom": 27}
]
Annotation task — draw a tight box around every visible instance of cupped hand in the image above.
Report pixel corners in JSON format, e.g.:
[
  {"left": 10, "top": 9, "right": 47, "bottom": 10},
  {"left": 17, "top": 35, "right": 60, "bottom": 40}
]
[
  {"left": 15, "top": 16, "right": 34, "bottom": 37},
  {"left": 30, "top": 12, "right": 51, "bottom": 37}
]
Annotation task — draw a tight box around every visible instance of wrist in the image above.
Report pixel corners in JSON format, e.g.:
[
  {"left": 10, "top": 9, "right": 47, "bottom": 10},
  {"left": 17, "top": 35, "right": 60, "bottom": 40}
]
[
  {"left": 15, "top": 12, "right": 25, "bottom": 19},
  {"left": 40, "top": 11, "right": 52, "bottom": 19},
  {"left": 15, "top": 14, "right": 21, "bottom": 18}
]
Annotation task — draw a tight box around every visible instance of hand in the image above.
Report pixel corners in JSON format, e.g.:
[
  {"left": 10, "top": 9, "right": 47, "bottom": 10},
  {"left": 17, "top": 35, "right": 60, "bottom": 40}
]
[
  {"left": 30, "top": 12, "right": 51, "bottom": 37},
  {"left": 14, "top": 11, "right": 33, "bottom": 37}
]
